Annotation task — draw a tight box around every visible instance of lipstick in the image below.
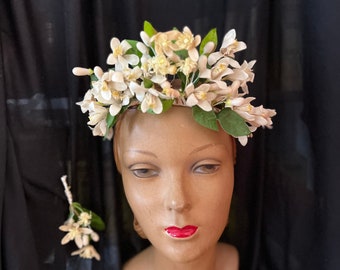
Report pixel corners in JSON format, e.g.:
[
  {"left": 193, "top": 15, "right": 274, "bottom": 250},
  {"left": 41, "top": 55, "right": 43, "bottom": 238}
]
[{"left": 165, "top": 225, "right": 198, "bottom": 238}]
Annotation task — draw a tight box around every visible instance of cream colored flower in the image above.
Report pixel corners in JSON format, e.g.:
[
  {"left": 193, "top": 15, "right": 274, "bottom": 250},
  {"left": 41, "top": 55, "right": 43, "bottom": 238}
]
[
  {"left": 107, "top": 38, "right": 139, "bottom": 68},
  {"left": 87, "top": 102, "right": 108, "bottom": 126},
  {"left": 197, "top": 55, "right": 211, "bottom": 79},
  {"left": 89, "top": 69, "right": 131, "bottom": 118},
  {"left": 148, "top": 54, "right": 177, "bottom": 76},
  {"left": 78, "top": 212, "right": 92, "bottom": 227},
  {"left": 177, "top": 57, "right": 197, "bottom": 76},
  {"left": 226, "top": 60, "right": 256, "bottom": 94},
  {"left": 237, "top": 135, "right": 249, "bottom": 146},
  {"left": 210, "top": 58, "right": 234, "bottom": 81},
  {"left": 208, "top": 29, "right": 246, "bottom": 65},
  {"left": 220, "top": 29, "right": 246, "bottom": 56},
  {"left": 221, "top": 81, "right": 246, "bottom": 108},
  {"left": 235, "top": 103, "right": 276, "bottom": 129},
  {"left": 71, "top": 245, "right": 101, "bottom": 261},
  {"left": 92, "top": 119, "right": 113, "bottom": 139},
  {"left": 136, "top": 40, "right": 153, "bottom": 71},
  {"left": 92, "top": 70, "right": 127, "bottom": 103},
  {"left": 140, "top": 89, "right": 163, "bottom": 114},
  {"left": 76, "top": 90, "right": 95, "bottom": 113},
  {"left": 140, "top": 31, "right": 151, "bottom": 46},
  {"left": 59, "top": 222, "right": 93, "bottom": 248},
  {"left": 72, "top": 67, "right": 93, "bottom": 76},
  {"left": 122, "top": 66, "right": 143, "bottom": 82},
  {"left": 174, "top": 27, "right": 201, "bottom": 61},
  {"left": 129, "top": 81, "right": 148, "bottom": 102},
  {"left": 152, "top": 31, "right": 178, "bottom": 57},
  {"left": 185, "top": 83, "right": 216, "bottom": 111},
  {"left": 203, "top": 41, "right": 215, "bottom": 54},
  {"left": 160, "top": 81, "right": 181, "bottom": 98},
  {"left": 129, "top": 78, "right": 167, "bottom": 103}
]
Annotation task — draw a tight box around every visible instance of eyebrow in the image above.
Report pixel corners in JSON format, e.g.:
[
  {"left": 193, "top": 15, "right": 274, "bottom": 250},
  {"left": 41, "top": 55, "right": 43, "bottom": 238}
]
[
  {"left": 125, "top": 143, "right": 229, "bottom": 158},
  {"left": 189, "top": 143, "right": 229, "bottom": 155},
  {"left": 125, "top": 149, "right": 158, "bottom": 158}
]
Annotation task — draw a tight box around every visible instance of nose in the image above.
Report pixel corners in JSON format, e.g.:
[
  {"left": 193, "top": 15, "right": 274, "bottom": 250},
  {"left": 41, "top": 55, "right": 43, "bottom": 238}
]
[{"left": 164, "top": 173, "right": 192, "bottom": 212}]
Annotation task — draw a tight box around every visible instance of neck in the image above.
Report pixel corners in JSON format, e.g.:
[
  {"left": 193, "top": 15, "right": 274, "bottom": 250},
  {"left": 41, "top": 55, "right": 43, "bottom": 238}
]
[{"left": 152, "top": 246, "right": 217, "bottom": 270}]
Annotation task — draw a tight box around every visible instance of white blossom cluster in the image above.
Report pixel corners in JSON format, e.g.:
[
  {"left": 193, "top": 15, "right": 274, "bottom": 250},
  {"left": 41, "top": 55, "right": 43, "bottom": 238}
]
[
  {"left": 74, "top": 22, "right": 276, "bottom": 145},
  {"left": 59, "top": 175, "right": 102, "bottom": 261}
]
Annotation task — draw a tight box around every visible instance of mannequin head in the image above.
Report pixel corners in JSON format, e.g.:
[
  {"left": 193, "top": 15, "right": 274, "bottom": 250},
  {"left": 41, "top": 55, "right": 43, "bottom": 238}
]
[
  {"left": 114, "top": 106, "right": 235, "bottom": 264},
  {"left": 70, "top": 22, "right": 276, "bottom": 266}
]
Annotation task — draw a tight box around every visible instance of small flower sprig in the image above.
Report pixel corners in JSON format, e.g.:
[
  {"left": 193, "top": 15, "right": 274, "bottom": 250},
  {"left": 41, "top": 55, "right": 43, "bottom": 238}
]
[
  {"left": 74, "top": 21, "right": 276, "bottom": 145},
  {"left": 59, "top": 175, "right": 105, "bottom": 261}
]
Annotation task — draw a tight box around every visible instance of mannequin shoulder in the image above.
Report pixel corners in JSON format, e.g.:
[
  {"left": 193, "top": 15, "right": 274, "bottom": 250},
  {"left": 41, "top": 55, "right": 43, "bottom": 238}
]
[
  {"left": 123, "top": 246, "right": 153, "bottom": 270},
  {"left": 216, "top": 242, "right": 239, "bottom": 270}
]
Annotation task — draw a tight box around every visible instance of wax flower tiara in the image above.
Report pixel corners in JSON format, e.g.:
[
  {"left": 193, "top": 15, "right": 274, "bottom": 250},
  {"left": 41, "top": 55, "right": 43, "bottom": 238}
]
[{"left": 74, "top": 21, "right": 276, "bottom": 145}]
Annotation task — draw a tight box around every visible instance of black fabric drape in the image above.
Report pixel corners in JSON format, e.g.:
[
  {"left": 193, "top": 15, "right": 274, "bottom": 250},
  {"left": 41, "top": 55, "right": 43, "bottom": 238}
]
[{"left": 1, "top": 0, "right": 339, "bottom": 269}]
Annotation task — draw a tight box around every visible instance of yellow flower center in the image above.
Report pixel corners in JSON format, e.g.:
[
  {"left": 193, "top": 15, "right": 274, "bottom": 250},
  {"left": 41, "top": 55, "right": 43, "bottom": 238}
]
[
  {"left": 176, "top": 33, "right": 193, "bottom": 49},
  {"left": 197, "top": 91, "right": 207, "bottom": 100},
  {"left": 78, "top": 212, "right": 92, "bottom": 226},
  {"left": 112, "top": 45, "right": 123, "bottom": 57},
  {"left": 225, "top": 99, "right": 232, "bottom": 108},
  {"left": 147, "top": 99, "right": 156, "bottom": 109},
  {"left": 216, "top": 63, "right": 227, "bottom": 73},
  {"left": 162, "top": 88, "right": 171, "bottom": 96},
  {"left": 180, "top": 58, "right": 197, "bottom": 75},
  {"left": 100, "top": 81, "right": 108, "bottom": 91},
  {"left": 69, "top": 226, "right": 81, "bottom": 239},
  {"left": 112, "top": 90, "right": 120, "bottom": 99},
  {"left": 227, "top": 41, "right": 239, "bottom": 55},
  {"left": 150, "top": 55, "right": 170, "bottom": 75}
]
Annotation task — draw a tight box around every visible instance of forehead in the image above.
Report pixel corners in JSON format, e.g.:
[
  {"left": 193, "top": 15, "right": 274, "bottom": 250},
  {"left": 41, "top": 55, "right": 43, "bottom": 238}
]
[{"left": 115, "top": 107, "right": 233, "bottom": 155}]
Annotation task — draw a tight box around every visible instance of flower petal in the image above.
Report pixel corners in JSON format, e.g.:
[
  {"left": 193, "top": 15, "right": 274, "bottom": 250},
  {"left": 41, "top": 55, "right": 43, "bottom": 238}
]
[
  {"left": 125, "top": 54, "right": 139, "bottom": 66},
  {"left": 109, "top": 103, "right": 122, "bottom": 116},
  {"left": 198, "top": 100, "right": 213, "bottom": 111},
  {"left": 186, "top": 94, "right": 198, "bottom": 107}
]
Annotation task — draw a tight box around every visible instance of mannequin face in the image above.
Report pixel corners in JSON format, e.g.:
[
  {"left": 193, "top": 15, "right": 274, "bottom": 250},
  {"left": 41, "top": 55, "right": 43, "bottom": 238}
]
[{"left": 115, "top": 107, "right": 235, "bottom": 264}]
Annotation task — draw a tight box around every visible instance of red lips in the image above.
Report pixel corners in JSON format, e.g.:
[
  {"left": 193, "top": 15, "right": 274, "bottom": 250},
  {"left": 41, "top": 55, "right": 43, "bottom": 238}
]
[{"left": 165, "top": 225, "right": 198, "bottom": 238}]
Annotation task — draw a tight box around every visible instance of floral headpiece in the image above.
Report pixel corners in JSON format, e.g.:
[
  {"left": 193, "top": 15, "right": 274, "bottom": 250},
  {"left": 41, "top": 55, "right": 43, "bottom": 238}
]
[{"left": 74, "top": 21, "right": 275, "bottom": 145}]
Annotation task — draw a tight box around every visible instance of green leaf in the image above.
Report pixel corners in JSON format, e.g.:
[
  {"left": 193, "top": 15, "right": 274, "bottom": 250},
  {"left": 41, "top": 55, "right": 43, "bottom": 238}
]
[
  {"left": 192, "top": 106, "right": 218, "bottom": 131},
  {"left": 143, "top": 78, "right": 153, "bottom": 88},
  {"left": 217, "top": 108, "right": 251, "bottom": 137},
  {"left": 89, "top": 212, "right": 106, "bottom": 231},
  {"left": 106, "top": 112, "right": 118, "bottom": 129},
  {"left": 175, "top": 49, "right": 188, "bottom": 59},
  {"left": 90, "top": 73, "right": 99, "bottom": 82},
  {"left": 125, "top": 39, "right": 143, "bottom": 61},
  {"left": 144, "top": 21, "right": 157, "bottom": 37},
  {"left": 199, "top": 28, "right": 218, "bottom": 55},
  {"left": 161, "top": 99, "right": 174, "bottom": 112},
  {"left": 71, "top": 202, "right": 106, "bottom": 231}
]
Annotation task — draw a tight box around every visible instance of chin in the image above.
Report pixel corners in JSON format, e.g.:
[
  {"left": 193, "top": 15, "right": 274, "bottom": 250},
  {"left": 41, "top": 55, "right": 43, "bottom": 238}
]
[{"left": 157, "top": 238, "right": 214, "bottom": 264}]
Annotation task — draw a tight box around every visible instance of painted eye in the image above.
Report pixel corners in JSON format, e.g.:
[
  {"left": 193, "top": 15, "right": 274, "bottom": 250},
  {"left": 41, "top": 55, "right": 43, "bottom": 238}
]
[
  {"left": 194, "top": 164, "right": 220, "bottom": 174},
  {"left": 131, "top": 168, "right": 158, "bottom": 178}
]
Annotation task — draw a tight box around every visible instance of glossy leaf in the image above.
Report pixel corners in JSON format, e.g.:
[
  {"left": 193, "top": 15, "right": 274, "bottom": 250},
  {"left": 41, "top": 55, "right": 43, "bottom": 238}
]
[
  {"left": 144, "top": 21, "right": 157, "bottom": 37},
  {"left": 106, "top": 112, "right": 117, "bottom": 128},
  {"left": 192, "top": 106, "right": 218, "bottom": 131},
  {"left": 125, "top": 39, "right": 143, "bottom": 60},
  {"left": 199, "top": 28, "right": 218, "bottom": 55},
  {"left": 71, "top": 202, "right": 106, "bottom": 231},
  {"left": 161, "top": 99, "right": 174, "bottom": 112},
  {"left": 217, "top": 108, "right": 251, "bottom": 137},
  {"left": 143, "top": 78, "right": 153, "bottom": 88}
]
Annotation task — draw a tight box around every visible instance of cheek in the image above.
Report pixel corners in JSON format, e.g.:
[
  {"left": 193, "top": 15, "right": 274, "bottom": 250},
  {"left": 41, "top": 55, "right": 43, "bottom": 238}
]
[
  {"left": 202, "top": 173, "right": 234, "bottom": 225},
  {"left": 122, "top": 178, "right": 160, "bottom": 225}
]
